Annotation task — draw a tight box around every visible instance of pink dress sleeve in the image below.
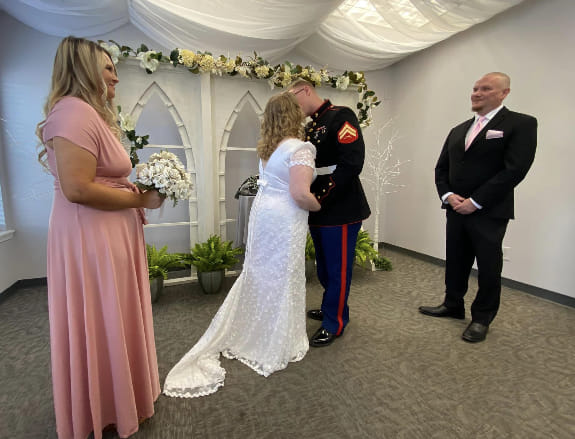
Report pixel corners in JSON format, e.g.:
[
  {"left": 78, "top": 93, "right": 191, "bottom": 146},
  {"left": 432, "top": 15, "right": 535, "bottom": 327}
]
[{"left": 43, "top": 96, "right": 101, "bottom": 158}]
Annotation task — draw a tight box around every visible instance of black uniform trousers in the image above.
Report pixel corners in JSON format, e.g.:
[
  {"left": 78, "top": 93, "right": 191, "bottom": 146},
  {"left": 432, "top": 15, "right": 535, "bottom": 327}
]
[{"left": 443, "top": 209, "right": 508, "bottom": 325}]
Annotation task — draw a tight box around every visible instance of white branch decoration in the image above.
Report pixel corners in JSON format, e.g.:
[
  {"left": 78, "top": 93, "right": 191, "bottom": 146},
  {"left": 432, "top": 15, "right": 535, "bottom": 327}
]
[{"left": 363, "top": 119, "right": 410, "bottom": 260}]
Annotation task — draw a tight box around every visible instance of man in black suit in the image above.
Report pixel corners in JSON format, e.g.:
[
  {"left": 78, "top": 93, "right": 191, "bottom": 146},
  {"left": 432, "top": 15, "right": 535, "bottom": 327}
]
[{"left": 419, "top": 72, "right": 537, "bottom": 343}]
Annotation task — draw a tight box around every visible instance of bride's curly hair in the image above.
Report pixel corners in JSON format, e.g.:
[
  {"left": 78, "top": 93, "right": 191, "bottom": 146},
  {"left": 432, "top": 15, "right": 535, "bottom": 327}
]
[{"left": 257, "top": 92, "right": 305, "bottom": 161}]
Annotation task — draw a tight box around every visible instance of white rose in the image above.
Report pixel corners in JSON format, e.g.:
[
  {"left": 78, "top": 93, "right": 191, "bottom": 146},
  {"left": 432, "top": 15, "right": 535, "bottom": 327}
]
[
  {"left": 310, "top": 72, "right": 322, "bottom": 86},
  {"left": 336, "top": 75, "right": 350, "bottom": 90},
  {"left": 136, "top": 166, "right": 152, "bottom": 185},
  {"left": 152, "top": 163, "right": 166, "bottom": 174},
  {"left": 169, "top": 168, "right": 181, "bottom": 180},
  {"left": 154, "top": 175, "right": 168, "bottom": 188},
  {"left": 235, "top": 65, "right": 250, "bottom": 78},
  {"left": 118, "top": 113, "right": 135, "bottom": 132},
  {"left": 100, "top": 42, "right": 120, "bottom": 64},
  {"left": 137, "top": 51, "right": 159, "bottom": 73},
  {"left": 254, "top": 65, "right": 270, "bottom": 79}
]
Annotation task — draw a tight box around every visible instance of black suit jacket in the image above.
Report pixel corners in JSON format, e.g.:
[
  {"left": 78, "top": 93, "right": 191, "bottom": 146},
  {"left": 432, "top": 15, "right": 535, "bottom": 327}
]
[
  {"left": 435, "top": 106, "right": 537, "bottom": 219},
  {"left": 307, "top": 100, "right": 371, "bottom": 226}
]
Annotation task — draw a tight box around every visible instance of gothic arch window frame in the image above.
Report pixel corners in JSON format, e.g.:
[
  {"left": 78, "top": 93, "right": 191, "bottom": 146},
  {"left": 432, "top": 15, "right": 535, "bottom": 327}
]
[
  {"left": 130, "top": 81, "right": 199, "bottom": 255},
  {"left": 0, "top": 135, "right": 14, "bottom": 243},
  {"left": 217, "top": 90, "right": 263, "bottom": 239}
]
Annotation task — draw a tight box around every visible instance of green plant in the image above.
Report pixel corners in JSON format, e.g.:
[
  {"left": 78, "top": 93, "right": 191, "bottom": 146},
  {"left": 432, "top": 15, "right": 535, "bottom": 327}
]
[
  {"left": 305, "top": 230, "right": 392, "bottom": 270},
  {"left": 354, "top": 229, "right": 393, "bottom": 271},
  {"left": 183, "top": 235, "right": 243, "bottom": 273},
  {"left": 373, "top": 254, "right": 393, "bottom": 271},
  {"left": 146, "top": 244, "right": 187, "bottom": 280},
  {"left": 305, "top": 233, "right": 315, "bottom": 261},
  {"left": 101, "top": 40, "right": 380, "bottom": 128},
  {"left": 354, "top": 230, "right": 379, "bottom": 266}
]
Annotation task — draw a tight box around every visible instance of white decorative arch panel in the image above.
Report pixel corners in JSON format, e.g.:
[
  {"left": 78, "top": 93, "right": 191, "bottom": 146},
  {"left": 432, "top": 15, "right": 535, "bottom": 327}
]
[
  {"left": 115, "top": 60, "right": 358, "bottom": 256},
  {"left": 217, "top": 90, "right": 263, "bottom": 240}
]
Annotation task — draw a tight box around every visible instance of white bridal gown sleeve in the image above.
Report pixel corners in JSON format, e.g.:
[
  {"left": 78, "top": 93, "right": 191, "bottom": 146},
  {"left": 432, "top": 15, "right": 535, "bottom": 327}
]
[{"left": 164, "top": 138, "right": 316, "bottom": 398}]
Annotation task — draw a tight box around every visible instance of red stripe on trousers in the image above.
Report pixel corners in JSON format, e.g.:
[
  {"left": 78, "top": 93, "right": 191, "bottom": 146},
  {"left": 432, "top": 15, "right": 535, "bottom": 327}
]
[{"left": 336, "top": 225, "right": 348, "bottom": 335}]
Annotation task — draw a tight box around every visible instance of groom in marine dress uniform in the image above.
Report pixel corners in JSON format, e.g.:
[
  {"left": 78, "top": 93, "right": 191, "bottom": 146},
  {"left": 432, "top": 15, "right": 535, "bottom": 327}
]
[{"left": 289, "top": 79, "right": 371, "bottom": 347}]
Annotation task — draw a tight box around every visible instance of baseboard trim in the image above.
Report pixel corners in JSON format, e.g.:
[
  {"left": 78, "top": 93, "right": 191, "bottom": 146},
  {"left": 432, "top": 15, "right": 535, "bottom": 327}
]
[
  {"left": 3, "top": 249, "right": 574, "bottom": 310},
  {"left": 0, "top": 277, "right": 47, "bottom": 304},
  {"left": 380, "top": 242, "right": 446, "bottom": 267},
  {"left": 380, "top": 242, "right": 575, "bottom": 309}
]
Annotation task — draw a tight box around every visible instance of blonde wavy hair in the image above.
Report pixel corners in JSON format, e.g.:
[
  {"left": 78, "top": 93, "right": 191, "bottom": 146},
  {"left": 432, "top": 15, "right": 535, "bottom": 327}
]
[
  {"left": 257, "top": 92, "right": 305, "bottom": 161},
  {"left": 36, "top": 36, "right": 121, "bottom": 167}
]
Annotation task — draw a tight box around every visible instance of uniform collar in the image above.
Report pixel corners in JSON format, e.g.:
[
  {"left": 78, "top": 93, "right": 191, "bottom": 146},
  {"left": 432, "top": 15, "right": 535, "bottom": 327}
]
[{"left": 311, "top": 100, "right": 332, "bottom": 121}]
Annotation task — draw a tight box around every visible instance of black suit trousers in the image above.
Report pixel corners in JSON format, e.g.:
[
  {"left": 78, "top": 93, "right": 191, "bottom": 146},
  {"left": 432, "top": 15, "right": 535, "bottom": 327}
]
[{"left": 443, "top": 210, "right": 509, "bottom": 325}]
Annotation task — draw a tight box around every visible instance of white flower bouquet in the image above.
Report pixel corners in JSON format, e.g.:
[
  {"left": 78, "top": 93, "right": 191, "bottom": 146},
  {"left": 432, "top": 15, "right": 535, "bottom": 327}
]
[{"left": 135, "top": 151, "right": 193, "bottom": 206}]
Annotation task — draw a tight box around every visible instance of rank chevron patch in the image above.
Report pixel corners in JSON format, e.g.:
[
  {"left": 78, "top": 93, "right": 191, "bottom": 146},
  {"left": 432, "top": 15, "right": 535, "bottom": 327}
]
[{"left": 337, "top": 122, "right": 358, "bottom": 144}]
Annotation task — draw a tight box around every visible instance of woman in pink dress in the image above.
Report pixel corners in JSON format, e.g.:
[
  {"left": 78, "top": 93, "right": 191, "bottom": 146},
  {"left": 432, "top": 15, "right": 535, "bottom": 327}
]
[{"left": 36, "top": 36, "right": 164, "bottom": 439}]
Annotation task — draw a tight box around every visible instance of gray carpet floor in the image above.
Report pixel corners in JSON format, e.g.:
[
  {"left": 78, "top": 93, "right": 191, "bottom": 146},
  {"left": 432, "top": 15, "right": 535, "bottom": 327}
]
[{"left": 1, "top": 249, "right": 574, "bottom": 439}]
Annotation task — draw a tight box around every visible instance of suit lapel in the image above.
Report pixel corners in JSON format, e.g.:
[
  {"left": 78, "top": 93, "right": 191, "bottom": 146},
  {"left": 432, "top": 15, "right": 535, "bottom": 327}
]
[
  {"left": 458, "top": 118, "right": 474, "bottom": 153},
  {"left": 466, "top": 106, "right": 509, "bottom": 152},
  {"left": 484, "top": 106, "right": 508, "bottom": 131}
]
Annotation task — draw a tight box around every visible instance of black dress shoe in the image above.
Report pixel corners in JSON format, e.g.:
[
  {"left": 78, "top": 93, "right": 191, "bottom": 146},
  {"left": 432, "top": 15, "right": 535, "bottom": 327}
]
[
  {"left": 462, "top": 322, "right": 489, "bottom": 343},
  {"left": 310, "top": 327, "right": 339, "bottom": 347},
  {"left": 418, "top": 304, "right": 465, "bottom": 319},
  {"left": 307, "top": 309, "right": 323, "bottom": 321}
]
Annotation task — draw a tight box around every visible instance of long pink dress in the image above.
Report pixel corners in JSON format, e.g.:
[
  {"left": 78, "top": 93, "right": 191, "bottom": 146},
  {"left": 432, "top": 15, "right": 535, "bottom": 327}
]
[{"left": 43, "top": 96, "right": 160, "bottom": 439}]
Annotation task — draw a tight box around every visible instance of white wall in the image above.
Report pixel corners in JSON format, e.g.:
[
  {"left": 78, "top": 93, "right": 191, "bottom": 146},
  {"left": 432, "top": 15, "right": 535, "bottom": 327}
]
[
  {"left": 1, "top": 0, "right": 574, "bottom": 299},
  {"left": 0, "top": 13, "right": 349, "bottom": 293},
  {"left": 0, "top": 14, "right": 168, "bottom": 292},
  {"left": 365, "top": 0, "right": 575, "bottom": 298}
]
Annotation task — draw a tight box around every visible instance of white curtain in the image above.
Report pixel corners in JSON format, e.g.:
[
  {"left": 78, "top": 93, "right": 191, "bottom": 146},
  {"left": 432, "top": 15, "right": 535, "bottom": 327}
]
[
  {"left": 0, "top": 0, "right": 129, "bottom": 37},
  {"left": 298, "top": 0, "right": 526, "bottom": 70},
  {"left": 0, "top": 0, "right": 525, "bottom": 70}
]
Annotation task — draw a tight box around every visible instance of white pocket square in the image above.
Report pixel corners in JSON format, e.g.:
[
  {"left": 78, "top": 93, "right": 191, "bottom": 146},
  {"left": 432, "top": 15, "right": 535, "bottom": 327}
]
[{"left": 486, "top": 130, "right": 504, "bottom": 139}]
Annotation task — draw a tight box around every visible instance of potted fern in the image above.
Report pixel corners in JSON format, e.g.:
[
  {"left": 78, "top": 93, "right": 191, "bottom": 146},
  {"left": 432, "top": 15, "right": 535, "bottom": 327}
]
[
  {"left": 304, "top": 230, "right": 392, "bottom": 279},
  {"left": 354, "top": 230, "right": 392, "bottom": 271},
  {"left": 183, "top": 235, "right": 243, "bottom": 294},
  {"left": 305, "top": 233, "right": 316, "bottom": 281},
  {"left": 147, "top": 244, "right": 187, "bottom": 302}
]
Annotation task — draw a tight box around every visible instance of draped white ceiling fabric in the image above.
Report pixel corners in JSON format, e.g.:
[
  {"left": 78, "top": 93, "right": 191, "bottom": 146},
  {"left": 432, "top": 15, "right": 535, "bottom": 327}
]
[{"left": 0, "top": 0, "right": 525, "bottom": 71}]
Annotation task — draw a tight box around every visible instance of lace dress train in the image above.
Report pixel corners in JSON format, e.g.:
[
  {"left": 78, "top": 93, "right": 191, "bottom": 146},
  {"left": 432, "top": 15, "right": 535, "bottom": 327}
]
[{"left": 164, "top": 139, "right": 316, "bottom": 398}]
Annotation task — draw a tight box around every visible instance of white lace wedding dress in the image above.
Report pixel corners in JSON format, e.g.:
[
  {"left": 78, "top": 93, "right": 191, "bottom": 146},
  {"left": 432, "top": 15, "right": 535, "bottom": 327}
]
[{"left": 164, "top": 138, "right": 316, "bottom": 398}]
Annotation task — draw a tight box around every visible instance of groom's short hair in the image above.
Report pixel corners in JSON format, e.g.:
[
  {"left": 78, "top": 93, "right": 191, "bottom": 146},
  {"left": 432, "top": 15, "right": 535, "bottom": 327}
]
[{"left": 289, "top": 79, "right": 315, "bottom": 90}]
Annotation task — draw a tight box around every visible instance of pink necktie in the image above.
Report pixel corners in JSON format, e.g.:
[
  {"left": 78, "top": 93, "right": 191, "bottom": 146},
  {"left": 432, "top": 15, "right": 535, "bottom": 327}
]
[{"left": 465, "top": 116, "right": 486, "bottom": 150}]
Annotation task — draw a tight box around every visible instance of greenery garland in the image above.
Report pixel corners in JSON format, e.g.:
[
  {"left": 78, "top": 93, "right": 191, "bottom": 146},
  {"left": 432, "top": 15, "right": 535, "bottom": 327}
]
[
  {"left": 117, "top": 105, "right": 148, "bottom": 167},
  {"left": 101, "top": 39, "right": 380, "bottom": 139},
  {"left": 104, "top": 41, "right": 381, "bottom": 166}
]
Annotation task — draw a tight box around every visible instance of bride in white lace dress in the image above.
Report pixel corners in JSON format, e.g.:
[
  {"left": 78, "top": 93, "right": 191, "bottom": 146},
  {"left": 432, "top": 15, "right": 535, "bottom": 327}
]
[{"left": 164, "top": 92, "right": 321, "bottom": 398}]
